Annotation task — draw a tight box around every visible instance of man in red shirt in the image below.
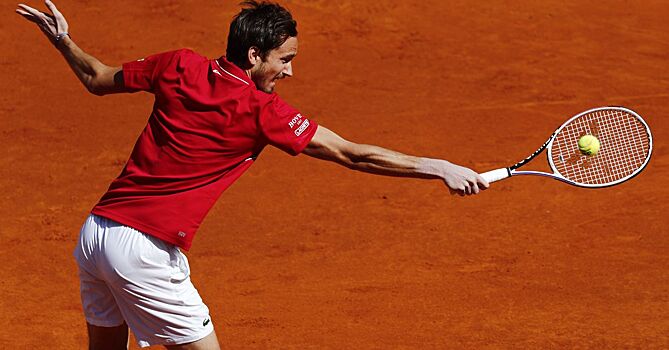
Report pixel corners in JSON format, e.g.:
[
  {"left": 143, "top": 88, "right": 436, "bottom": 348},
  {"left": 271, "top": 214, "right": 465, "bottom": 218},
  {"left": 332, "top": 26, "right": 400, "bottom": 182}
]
[{"left": 17, "top": 1, "right": 488, "bottom": 349}]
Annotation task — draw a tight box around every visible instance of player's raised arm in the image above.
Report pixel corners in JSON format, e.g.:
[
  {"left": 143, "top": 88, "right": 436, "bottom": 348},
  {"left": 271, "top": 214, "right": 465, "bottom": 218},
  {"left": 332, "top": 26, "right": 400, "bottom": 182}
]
[
  {"left": 16, "top": 1, "right": 125, "bottom": 95},
  {"left": 302, "top": 126, "right": 489, "bottom": 196}
]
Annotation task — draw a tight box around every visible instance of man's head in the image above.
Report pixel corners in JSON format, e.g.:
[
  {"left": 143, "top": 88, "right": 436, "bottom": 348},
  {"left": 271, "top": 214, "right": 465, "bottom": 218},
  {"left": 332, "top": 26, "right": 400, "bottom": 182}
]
[{"left": 226, "top": 1, "right": 298, "bottom": 93}]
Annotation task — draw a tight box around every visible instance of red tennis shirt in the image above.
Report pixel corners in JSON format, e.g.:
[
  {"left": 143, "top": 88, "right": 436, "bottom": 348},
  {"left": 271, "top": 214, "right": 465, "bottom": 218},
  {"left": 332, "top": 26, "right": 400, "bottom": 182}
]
[{"left": 91, "top": 49, "right": 318, "bottom": 250}]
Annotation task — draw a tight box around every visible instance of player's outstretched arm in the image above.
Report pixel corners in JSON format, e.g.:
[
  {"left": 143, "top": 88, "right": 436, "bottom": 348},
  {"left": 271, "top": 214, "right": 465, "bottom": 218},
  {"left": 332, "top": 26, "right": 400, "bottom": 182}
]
[
  {"left": 16, "top": 1, "right": 125, "bottom": 95},
  {"left": 303, "top": 126, "right": 489, "bottom": 196}
]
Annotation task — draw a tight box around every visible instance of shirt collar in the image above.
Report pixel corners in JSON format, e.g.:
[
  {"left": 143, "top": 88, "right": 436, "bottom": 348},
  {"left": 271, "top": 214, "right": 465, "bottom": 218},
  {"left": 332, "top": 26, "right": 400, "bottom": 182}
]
[{"left": 212, "top": 57, "right": 253, "bottom": 86}]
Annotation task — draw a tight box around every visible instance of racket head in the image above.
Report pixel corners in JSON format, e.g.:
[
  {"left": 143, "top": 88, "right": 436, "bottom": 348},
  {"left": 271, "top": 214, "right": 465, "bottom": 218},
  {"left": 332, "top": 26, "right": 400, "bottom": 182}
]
[{"left": 547, "top": 106, "right": 652, "bottom": 188}]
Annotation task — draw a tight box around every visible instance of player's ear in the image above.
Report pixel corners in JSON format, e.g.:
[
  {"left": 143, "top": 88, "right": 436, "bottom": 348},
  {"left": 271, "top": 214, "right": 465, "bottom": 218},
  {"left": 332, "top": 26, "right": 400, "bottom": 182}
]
[{"left": 247, "top": 46, "right": 261, "bottom": 66}]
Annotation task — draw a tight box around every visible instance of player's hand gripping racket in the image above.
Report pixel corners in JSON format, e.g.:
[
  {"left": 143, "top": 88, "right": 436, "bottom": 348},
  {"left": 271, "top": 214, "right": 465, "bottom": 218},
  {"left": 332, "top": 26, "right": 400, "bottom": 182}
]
[{"left": 480, "top": 106, "right": 652, "bottom": 188}]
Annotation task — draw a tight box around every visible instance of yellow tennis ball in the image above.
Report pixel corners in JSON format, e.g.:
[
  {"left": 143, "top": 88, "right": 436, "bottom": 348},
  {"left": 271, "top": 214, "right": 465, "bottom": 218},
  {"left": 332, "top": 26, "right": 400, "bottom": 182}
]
[{"left": 578, "top": 134, "right": 600, "bottom": 156}]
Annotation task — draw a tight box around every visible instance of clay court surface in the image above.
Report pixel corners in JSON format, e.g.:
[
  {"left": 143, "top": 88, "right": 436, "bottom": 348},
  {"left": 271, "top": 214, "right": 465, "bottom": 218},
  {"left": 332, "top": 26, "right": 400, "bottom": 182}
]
[{"left": 1, "top": 0, "right": 668, "bottom": 348}]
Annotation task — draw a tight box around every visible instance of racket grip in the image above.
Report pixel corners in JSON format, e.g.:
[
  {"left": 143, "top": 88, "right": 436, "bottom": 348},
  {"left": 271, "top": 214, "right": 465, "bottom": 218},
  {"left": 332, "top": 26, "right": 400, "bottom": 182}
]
[{"left": 480, "top": 168, "right": 511, "bottom": 183}]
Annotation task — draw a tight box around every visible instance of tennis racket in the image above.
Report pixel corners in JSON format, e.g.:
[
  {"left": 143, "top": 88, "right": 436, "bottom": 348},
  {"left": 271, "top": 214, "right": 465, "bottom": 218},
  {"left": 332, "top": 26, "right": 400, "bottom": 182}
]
[{"left": 480, "top": 106, "right": 652, "bottom": 188}]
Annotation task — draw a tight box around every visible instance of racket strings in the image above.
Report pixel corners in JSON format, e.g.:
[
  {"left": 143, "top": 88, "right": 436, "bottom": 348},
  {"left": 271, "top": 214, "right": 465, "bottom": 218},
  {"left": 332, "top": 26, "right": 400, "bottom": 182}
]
[{"left": 550, "top": 109, "right": 651, "bottom": 185}]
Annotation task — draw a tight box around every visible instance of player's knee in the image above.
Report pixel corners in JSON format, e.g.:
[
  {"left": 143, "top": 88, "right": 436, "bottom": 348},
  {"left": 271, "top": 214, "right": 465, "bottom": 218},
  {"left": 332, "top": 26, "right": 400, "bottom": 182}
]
[{"left": 87, "top": 322, "right": 129, "bottom": 350}]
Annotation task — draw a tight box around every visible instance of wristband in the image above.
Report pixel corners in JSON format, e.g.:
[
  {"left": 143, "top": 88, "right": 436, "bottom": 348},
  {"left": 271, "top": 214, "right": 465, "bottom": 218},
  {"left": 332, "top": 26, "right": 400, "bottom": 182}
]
[{"left": 55, "top": 32, "right": 70, "bottom": 43}]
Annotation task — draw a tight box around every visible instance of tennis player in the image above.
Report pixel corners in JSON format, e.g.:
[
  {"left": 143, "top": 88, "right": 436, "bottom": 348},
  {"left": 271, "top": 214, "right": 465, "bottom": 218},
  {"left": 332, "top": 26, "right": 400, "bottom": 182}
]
[{"left": 17, "top": 0, "right": 488, "bottom": 348}]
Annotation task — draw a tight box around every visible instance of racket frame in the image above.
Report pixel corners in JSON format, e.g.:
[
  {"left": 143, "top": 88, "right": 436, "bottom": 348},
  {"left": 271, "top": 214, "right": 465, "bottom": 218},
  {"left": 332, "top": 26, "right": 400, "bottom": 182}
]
[{"left": 481, "top": 106, "right": 653, "bottom": 188}]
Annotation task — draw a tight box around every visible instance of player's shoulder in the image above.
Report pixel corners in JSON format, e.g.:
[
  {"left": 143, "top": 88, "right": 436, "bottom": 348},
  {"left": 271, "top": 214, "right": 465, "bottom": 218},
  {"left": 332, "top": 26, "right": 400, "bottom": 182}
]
[
  {"left": 135, "top": 48, "right": 207, "bottom": 70},
  {"left": 249, "top": 90, "right": 284, "bottom": 109},
  {"left": 163, "top": 49, "right": 213, "bottom": 79},
  {"left": 253, "top": 91, "right": 301, "bottom": 119},
  {"left": 170, "top": 48, "right": 208, "bottom": 64},
  {"left": 146, "top": 48, "right": 206, "bottom": 64},
  {"left": 173, "top": 48, "right": 206, "bottom": 59}
]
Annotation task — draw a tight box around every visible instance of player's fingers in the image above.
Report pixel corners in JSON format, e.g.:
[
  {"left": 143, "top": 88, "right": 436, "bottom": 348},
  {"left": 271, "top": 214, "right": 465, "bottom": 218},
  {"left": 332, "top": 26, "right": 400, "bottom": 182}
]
[
  {"left": 462, "top": 177, "right": 476, "bottom": 194},
  {"left": 15, "top": 8, "right": 33, "bottom": 18},
  {"left": 45, "top": 0, "right": 65, "bottom": 22},
  {"left": 449, "top": 183, "right": 466, "bottom": 196},
  {"left": 18, "top": 5, "right": 52, "bottom": 28},
  {"left": 16, "top": 6, "right": 36, "bottom": 18},
  {"left": 17, "top": 4, "right": 43, "bottom": 17},
  {"left": 16, "top": 9, "right": 43, "bottom": 25},
  {"left": 445, "top": 179, "right": 459, "bottom": 194},
  {"left": 475, "top": 173, "right": 490, "bottom": 189},
  {"left": 45, "top": 0, "right": 59, "bottom": 13},
  {"left": 471, "top": 182, "right": 480, "bottom": 194}
]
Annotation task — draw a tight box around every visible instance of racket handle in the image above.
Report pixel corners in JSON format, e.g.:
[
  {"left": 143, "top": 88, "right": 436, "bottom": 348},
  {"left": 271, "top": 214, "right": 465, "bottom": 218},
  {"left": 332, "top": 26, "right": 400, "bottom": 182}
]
[{"left": 480, "top": 168, "right": 511, "bottom": 183}]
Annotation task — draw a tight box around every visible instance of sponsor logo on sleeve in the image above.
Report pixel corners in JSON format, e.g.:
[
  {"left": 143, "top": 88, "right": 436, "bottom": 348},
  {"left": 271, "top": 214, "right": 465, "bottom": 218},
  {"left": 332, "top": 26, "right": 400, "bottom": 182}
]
[
  {"left": 288, "top": 114, "right": 303, "bottom": 129},
  {"left": 295, "top": 120, "right": 310, "bottom": 136},
  {"left": 288, "top": 113, "right": 310, "bottom": 136}
]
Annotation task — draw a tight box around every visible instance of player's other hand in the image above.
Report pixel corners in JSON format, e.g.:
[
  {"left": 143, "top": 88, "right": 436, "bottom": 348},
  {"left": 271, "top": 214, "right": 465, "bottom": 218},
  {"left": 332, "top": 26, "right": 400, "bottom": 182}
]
[
  {"left": 16, "top": 0, "right": 69, "bottom": 46},
  {"left": 440, "top": 161, "right": 489, "bottom": 196}
]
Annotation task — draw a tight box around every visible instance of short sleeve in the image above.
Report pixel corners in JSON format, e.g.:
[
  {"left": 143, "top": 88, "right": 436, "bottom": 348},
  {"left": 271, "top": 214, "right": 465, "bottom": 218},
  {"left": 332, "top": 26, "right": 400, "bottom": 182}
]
[
  {"left": 122, "top": 50, "right": 180, "bottom": 92},
  {"left": 258, "top": 95, "right": 318, "bottom": 156}
]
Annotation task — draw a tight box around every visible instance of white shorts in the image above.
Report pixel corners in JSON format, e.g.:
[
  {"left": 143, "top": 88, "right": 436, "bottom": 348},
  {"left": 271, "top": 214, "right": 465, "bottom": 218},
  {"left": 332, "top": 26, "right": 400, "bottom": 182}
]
[{"left": 73, "top": 214, "right": 214, "bottom": 347}]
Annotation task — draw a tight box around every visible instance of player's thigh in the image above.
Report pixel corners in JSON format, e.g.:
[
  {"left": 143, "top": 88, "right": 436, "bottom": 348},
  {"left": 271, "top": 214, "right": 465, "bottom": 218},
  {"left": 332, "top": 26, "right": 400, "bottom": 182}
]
[
  {"left": 99, "top": 220, "right": 213, "bottom": 347},
  {"left": 165, "top": 330, "right": 220, "bottom": 350},
  {"left": 87, "top": 322, "right": 129, "bottom": 350}
]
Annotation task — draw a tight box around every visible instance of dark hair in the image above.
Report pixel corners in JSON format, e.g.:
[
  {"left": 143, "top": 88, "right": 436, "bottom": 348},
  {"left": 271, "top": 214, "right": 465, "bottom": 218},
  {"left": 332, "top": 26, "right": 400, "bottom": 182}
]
[{"left": 226, "top": 1, "right": 297, "bottom": 68}]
